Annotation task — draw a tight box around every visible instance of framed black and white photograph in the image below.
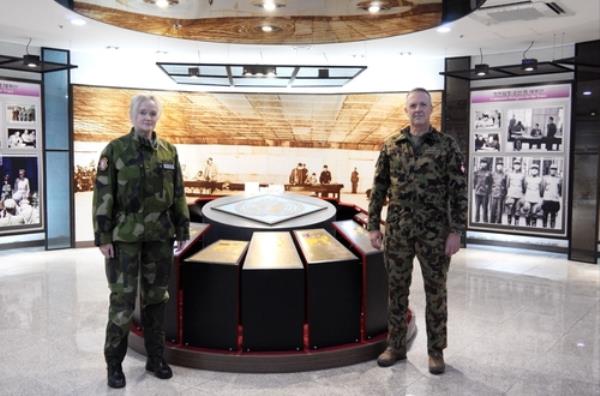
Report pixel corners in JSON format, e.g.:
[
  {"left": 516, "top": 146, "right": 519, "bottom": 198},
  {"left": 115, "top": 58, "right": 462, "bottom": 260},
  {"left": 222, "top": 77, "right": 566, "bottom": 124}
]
[
  {"left": 0, "top": 155, "right": 42, "bottom": 233},
  {"left": 506, "top": 108, "right": 532, "bottom": 152},
  {"left": 473, "top": 132, "right": 501, "bottom": 152},
  {"left": 6, "top": 104, "right": 36, "bottom": 123},
  {"left": 469, "top": 83, "right": 571, "bottom": 236},
  {"left": 469, "top": 155, "right": 565, "bottom": 232},
  {"left": 474, "top": 109, "right": 502, "bottom": 131},
  {"left": 7, "top": 128, "right": 37, "bottom": 149}
]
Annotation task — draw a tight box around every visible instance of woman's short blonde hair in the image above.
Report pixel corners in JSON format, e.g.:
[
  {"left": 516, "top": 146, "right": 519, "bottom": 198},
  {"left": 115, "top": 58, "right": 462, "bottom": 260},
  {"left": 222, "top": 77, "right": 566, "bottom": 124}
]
[{"left": 129, "top": 94, "right": 162, "bottom": 123}]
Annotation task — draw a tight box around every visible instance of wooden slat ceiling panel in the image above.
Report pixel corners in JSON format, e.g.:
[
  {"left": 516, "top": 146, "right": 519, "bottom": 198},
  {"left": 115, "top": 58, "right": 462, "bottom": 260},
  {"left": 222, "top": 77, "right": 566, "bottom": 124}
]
[
  {"left": 73, "top": 85, "right": 441, "bottom": 150},
  {"left": 73, "top": 2, "right": 442, "bottom": 44}
]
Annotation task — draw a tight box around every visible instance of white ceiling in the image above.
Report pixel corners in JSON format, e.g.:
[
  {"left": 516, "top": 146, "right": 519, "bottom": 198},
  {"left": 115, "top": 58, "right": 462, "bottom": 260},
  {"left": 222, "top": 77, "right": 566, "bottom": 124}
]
[{"left": 0, "top": 0, "right": 597, "bottom": 88}]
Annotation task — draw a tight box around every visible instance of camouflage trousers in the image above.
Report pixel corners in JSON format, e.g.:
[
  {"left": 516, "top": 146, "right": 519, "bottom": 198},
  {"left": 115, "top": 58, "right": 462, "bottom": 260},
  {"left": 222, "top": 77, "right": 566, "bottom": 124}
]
[
  {"left": 104, "top": 240, "right": 173, "bottom": 364},
  {"left": 384, "top": 235, "right": 450, "bottom": 355}
]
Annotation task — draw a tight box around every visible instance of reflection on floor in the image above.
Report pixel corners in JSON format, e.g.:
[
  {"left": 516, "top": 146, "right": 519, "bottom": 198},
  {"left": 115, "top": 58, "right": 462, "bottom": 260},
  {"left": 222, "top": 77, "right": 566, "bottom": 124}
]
[{"left": 1, "top": 243, "right": 599, "bottom": 395}]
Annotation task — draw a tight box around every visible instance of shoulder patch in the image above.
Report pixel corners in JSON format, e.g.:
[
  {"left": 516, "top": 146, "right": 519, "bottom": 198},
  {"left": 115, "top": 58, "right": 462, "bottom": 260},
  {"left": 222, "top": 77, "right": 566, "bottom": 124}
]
[{"left": 98, "top": 156, "right": 109, "bottom": 172}]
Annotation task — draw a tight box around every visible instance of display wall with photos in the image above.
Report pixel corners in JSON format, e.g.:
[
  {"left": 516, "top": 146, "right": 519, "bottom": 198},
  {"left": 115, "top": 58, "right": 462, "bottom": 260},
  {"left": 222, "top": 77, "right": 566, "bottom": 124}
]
[
  {"left": 469, "top": 83, "right": 571, "bottom": 237},
  {"left": 0, "top": 78, "right": 44, "bottom": 235}
]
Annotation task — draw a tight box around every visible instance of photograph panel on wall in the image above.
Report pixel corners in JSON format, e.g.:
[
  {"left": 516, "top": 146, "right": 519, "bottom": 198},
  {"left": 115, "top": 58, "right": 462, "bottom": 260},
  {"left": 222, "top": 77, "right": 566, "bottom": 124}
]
[
  {"left": 6, "top": 128, "right": 37, "bottom": 149},
  {"left": 0, "top": 155, "right": 43, "bottom": 234},
  {"left": 469, "top": 83, "right": 571, "bottom": 236},
  {"left": 6, "top": 104, "right": 36, "bottom": 123},
  {"left": 469, "top": 155, "right": 566, "bottom": 233}
]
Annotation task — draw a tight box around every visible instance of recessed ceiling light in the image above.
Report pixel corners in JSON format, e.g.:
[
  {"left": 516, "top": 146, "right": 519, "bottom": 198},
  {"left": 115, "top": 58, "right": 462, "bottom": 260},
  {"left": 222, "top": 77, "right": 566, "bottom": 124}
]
[
  {"left": 261, "top": 25, "right": 274, "bottom": 33},
  {"left": 368, "top": 3, "right": 381, "bottom": 13},
  {"left": 263, "top": 0, "right": 277, "bottom": 12},
  {"left": 155, "top": 0, "right": 169, "bottom": 8},
  {"left": 436, "top": 25, "right": 451, "bottom": 33},
  {"left": 583, "top": 90, "right": 592, "bottom": 96},
  {"left": 70, "top": 18, "right": 86, "bottom": 26}
]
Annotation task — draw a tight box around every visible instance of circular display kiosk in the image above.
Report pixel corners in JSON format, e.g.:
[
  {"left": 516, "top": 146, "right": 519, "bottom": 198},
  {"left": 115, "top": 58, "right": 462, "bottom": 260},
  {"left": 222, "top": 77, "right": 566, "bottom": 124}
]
[{"left": 129, "top": 193, "right": 416, "bottom": 373}]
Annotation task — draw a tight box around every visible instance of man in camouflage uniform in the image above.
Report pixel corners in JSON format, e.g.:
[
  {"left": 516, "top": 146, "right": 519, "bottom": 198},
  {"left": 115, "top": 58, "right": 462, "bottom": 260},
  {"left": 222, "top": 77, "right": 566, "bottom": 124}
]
[
  {"left": 93, "top": 94, "right": 190, "bottom": 388},
  {"left": 368, "top": 88, "right": 467, "bottom": 374}
]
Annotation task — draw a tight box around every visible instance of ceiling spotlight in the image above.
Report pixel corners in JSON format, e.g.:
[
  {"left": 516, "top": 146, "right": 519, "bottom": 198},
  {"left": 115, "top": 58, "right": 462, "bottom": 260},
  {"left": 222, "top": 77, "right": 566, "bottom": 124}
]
[
  {"left": 474, "top": 63, "right": 489, "bottom": 76},
  {"left": 144, "top": 0, "right": 179, "bottom": 7},
  {"left": 521, "top": 58, "right": 538, "bottom": 72},
  {"left": 23, "top": 54, "right": 40, "bottom": 68},
  {"left": 436, "top": 24, "right": 451, "bottom": 33},
  {"left": 368, "top": 2, "right": 381, "bottom": 13},
  {"left": 189, "top": 67, "right": 200, "bottom": 78},
  {"left": 263, "top": 0, "right": 277, "bottom": 11},
  {"left": 582, "top": 90, "right": 592, "bottom": 96},
  {"left": 69, "top": 18, "right": 86, "bottom": 26},
  {"left": 261, "top": 25, "right": 274, "bottom": 33}
]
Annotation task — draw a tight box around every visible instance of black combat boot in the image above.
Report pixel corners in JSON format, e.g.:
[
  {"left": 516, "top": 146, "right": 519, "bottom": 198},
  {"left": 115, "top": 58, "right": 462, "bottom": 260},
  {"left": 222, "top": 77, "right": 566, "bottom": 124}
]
[
  {"left": 146, "top": 356, "right": 173, "bottom": 379},
  {"left": 107, "top": 362, "right": 126, "bottom": 388}
]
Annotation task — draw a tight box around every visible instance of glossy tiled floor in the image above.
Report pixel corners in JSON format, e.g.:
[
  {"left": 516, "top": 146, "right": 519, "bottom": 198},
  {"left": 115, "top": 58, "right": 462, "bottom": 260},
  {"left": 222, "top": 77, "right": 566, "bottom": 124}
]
[{"left": 0, "top": 243, "right": 599, "bottom": 395}]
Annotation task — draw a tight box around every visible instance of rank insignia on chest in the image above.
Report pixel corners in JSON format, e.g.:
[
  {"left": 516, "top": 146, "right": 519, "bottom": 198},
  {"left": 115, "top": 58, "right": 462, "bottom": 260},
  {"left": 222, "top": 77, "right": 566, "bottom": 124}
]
[
  {"left": 98, "top": 156, "right": 109, "bottom": 172},
  {"left": 161, "top": 163, "right": 175, "bottom": 170}
]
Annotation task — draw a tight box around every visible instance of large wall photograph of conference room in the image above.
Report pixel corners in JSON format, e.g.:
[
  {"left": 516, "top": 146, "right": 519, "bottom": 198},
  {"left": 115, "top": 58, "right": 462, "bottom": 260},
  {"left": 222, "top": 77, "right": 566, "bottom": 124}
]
[
  {"left": 71, "top": 85, "right": 441, "bottom": 242},
  {"left": 468, "top": 83, "right": 571, "bottom": 237}
]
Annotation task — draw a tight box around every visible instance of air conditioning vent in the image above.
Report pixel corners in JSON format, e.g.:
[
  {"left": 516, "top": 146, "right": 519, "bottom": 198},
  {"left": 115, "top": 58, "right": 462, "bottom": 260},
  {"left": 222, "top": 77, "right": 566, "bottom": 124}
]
[{"left": 471, "top": 1, "right": 571, "bottom": 24}]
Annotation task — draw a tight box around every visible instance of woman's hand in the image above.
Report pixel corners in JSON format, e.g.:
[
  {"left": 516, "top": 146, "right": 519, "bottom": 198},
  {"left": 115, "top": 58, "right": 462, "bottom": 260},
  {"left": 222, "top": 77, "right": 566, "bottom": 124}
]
[{"left": 99, "top": 243, "right": 114, "bottom": 258}]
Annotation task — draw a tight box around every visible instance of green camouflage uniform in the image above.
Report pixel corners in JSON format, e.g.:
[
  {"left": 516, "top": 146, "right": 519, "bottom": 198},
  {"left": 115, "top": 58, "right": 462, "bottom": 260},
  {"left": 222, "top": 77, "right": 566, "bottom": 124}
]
[
  {"left": 93, "top": 128, "right": 190, "bottom": 364},
  {"left": 367, "top": 126, "right": 467, "bottom": 355}
]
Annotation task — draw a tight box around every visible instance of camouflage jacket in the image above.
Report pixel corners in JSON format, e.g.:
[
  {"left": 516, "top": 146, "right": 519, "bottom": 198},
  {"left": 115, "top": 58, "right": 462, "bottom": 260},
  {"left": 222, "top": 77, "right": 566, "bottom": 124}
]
[
  {"left": 92, "top": 129, "right": 190, "bottom": 245},
  {"left": 367, "top": 127, "right": 467, "bottom": 239}
]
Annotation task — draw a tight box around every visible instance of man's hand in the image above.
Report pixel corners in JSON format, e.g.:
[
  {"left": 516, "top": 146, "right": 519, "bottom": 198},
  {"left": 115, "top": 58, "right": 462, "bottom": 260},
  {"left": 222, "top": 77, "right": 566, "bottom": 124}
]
[
  {"left": 369, "top": 230, "right": 383, "bottom": 250},
  {"left": 445, "top": 232, "right": 461, "bottom": 257},
  {"left": 175, "top": 240, "right": 189, "bottom": 253},
  {"left": 99, "top": 243, "right": 114, "bottom": 258}
]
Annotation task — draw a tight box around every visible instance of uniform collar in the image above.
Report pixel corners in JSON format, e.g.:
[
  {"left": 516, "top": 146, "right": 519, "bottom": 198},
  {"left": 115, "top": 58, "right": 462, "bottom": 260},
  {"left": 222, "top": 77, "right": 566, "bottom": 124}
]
[
  {"left": 395, "top": 126, "right": 439, "bottom": 144},
  {"left": 130, "top": 128, "right": 158, "bottom": 151}
]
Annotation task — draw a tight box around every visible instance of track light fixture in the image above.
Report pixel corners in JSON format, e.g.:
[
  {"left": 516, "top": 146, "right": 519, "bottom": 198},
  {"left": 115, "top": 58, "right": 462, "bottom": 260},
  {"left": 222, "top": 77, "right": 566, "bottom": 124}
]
[
  {"left": 474, "top": 63, "right": 489, "bottom": 76},
  {"left": 521, "top": 41, "right": 538, "bottom": 72},
  {"left": 474, "top": 48, "right": 489, "bottom": 76},
  {"left": 22, "top": 38, "right": 40, "bottom": 68},
  {"left": 23, "top": 54, "right": 40, "bottom": 68}
]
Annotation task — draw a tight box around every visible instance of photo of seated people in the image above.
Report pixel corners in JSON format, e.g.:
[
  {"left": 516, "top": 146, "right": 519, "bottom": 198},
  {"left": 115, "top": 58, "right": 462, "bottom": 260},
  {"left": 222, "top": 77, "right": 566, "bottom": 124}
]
[
  {"left": 474, "top": 133, "right": 501, "bottom": 152},
  {"left": 474, "top": 109, "right": 502, "bottom": 130},
  {"left": 507, "top": 107, "right": 564, "bottom": 153},
  {"left": 7, "top": 128, "right": 37, "bottom": 149}
]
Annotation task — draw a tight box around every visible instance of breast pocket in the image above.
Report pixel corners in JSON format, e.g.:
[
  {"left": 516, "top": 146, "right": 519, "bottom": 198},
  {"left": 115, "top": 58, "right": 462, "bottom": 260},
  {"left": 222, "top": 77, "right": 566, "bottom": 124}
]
[{"left": 160, "top": 163, "right": 176, "bottom": 203}]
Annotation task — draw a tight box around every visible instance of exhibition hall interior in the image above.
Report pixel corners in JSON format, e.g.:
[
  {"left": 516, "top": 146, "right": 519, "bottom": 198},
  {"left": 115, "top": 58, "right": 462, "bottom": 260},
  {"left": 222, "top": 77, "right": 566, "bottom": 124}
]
[{"left": 0, "top": 0, "right": 599, "bottom": 394}]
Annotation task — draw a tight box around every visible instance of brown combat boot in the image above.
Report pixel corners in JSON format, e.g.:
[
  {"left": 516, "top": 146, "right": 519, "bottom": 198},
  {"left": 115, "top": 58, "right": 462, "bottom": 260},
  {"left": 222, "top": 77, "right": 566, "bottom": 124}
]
[
  {"left": 428, "top": 352, "right": 445, "bottom": 375},
  {"left": 377, "top": 347, "right": 406, "bottom": 367}
]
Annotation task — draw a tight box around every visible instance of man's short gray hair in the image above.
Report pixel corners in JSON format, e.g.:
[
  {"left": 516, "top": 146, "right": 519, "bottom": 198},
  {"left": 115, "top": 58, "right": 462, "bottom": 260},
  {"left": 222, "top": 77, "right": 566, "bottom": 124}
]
[
  {"left": 129, "top": 94, "right": 162, "bottom": 124},
  {"left": 406, "top": 87, "right": 432, "bottom": 104}
]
